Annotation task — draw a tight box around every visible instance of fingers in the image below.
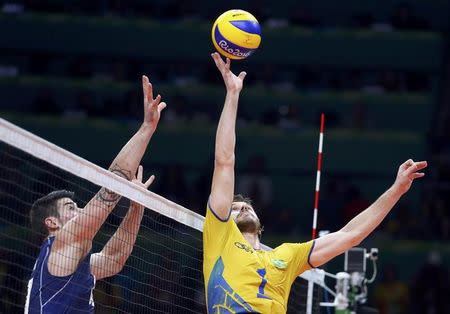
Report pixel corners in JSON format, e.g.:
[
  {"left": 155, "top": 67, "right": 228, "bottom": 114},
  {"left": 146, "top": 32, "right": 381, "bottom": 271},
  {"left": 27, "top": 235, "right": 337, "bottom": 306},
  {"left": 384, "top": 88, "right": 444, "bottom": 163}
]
[
  {"left": 142, "top": 75, "right": 154, "bottom": 104},
  {"left": 211, "top": 52, "right": 225, "bottom": 72},
  {"left": 145, "top": 175, "right": 155, "bottom": 188},
  {"left": 412, "top": 172, "right": 425, "bottom": 179},
  {"left": 400, "top": 159, "right": 414, "bottom": 171},
  {"left": 238, "top": 71, "right": 247, "bottom": 81},
  {"left": 414, "top": 161, "right": 428, "bottom": 171},
  {"left": 400, "top": 159, "right": 427, "bottom": 171},
  {"left": 225, "top": 57, "right": 230, "bottom": 70},
  {"left": 398, "top": 160, "right": 427, "bottom": 186},
  {"left": 211, "top": 52, "right": 220, "bottom": 63},
  {"left": 134, "top": 166, "right": 155, "bottom": 188},
  {"left": 136, "top": 165, "right": 143, "bottom": 182},
  {"left": 404, "top": 160, "right": 428, "bottom": 176},
  {"left": 151, "top": 94, "right": 161, "bottom": 110},
  {"left": 157, "top": 102, "right": 167, "bottom": 113}
]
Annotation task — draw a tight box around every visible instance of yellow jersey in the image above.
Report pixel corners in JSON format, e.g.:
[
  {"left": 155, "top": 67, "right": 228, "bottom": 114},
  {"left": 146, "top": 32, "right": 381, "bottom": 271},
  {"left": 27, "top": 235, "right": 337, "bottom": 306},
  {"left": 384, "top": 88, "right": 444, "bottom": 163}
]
[{"left": 203, "top": 205, "right": 315, "bottom": 314}]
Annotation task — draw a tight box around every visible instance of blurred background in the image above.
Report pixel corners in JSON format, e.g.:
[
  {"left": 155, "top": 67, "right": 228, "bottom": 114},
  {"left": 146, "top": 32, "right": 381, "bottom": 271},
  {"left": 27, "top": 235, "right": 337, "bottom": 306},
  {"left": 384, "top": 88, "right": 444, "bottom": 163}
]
[{"left": 0, "top": 0, "right": 449, "bottom": 313}]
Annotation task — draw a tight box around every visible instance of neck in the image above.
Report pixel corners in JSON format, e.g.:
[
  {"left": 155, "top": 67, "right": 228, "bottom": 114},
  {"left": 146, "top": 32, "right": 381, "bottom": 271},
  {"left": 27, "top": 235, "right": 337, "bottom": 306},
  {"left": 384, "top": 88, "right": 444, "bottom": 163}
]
[
  {"left": 242, "top": 232, "right": 261, "bottom": 250},
  {"left": 48, "top": 229, "right": 60, "bottom": 238}
]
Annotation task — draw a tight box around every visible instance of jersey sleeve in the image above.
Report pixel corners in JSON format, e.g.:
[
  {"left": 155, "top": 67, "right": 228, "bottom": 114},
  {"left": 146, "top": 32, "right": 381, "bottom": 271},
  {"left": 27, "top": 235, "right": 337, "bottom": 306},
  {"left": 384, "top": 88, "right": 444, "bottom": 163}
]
[
  {"left": 278, "top": 240, "right": 316, "bottom": 282},
  {"left": 203, "top": 199, "right": 233, "bottom": 260}
]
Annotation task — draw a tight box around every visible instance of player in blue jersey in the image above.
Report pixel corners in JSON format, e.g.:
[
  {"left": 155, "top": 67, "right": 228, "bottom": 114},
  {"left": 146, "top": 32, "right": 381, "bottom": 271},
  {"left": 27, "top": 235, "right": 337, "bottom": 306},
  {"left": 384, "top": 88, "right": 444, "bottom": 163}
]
[{"left": 24, "top": 75, "right": 166, "bottom": 313}]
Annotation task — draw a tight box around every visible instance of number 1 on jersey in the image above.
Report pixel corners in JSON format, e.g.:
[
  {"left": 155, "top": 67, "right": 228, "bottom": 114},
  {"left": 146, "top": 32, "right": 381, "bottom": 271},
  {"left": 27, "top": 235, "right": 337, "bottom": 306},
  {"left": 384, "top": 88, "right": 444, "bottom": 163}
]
[{"left": 256, "top": 268, "right": 272, "bottom": 299}]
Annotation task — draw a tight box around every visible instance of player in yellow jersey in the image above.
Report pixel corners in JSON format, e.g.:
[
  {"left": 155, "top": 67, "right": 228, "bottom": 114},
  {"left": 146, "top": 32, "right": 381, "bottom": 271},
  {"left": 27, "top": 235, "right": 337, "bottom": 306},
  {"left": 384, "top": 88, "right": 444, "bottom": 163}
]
[{"left": 203, "top": 52, "right": 427, "bottom": 314}]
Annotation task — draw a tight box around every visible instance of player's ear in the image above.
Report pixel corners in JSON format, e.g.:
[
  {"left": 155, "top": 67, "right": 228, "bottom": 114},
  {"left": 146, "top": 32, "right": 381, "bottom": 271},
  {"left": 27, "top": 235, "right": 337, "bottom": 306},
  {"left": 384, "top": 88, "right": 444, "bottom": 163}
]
[{"left": 45, "top": 216, "right": 60, "bottom": 231}]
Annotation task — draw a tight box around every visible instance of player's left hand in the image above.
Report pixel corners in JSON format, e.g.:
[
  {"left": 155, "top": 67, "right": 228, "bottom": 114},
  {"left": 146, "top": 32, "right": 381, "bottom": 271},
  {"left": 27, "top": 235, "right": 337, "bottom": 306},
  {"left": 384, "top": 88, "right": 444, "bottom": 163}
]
[
  {"left": 142, "top": 75, "right": 166, "bottom": 132},
  {"left": 392, "top": 159, "right": 427, "bottom": 195},
  {"left": 130, "top": 165, "right": 155, "bottom": 210}
]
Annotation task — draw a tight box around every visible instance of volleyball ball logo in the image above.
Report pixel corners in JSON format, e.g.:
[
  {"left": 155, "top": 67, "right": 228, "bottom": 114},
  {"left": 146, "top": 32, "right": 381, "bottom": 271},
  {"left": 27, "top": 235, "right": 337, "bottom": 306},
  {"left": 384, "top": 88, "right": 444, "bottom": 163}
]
[{"left": 211, "top": 9, "right": 261, "bottom": 60}]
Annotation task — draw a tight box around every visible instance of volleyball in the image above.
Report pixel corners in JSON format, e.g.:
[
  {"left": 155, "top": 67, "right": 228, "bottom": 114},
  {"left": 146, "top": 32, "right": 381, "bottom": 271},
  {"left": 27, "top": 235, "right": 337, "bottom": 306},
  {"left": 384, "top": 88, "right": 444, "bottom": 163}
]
[{"left": 211, "top": 9, "right": 261, "bottom": 60}]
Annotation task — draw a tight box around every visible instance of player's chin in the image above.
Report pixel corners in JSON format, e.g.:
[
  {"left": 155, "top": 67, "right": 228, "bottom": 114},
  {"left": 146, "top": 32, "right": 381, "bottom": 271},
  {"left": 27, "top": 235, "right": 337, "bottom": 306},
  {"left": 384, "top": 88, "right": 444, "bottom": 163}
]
[
  {"left": 236, "top": 218, "right": 259, "bottom": 232},
  {"left": 236, "top": 215, "right": 252, "bottom": 224},
  {"left": 242, "top": 215, "right": 258, "bottom": 224}
]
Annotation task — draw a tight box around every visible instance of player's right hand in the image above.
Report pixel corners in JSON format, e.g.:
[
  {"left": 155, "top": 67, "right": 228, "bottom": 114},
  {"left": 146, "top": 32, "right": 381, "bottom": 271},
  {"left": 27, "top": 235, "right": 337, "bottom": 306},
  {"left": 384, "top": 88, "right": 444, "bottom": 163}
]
[
  {"left": 211, "top": 52, "right": 246, "bottom": 93},
  {"left": 130, "top": 165, "right": 155, "bottom": 210}
]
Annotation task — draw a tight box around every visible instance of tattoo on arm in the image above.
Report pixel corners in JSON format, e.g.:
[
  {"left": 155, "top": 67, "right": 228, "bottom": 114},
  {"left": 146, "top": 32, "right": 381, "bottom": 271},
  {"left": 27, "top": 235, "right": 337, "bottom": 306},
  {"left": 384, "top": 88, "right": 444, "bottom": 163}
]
[
  {"left": 96, "top": 187, "right": 121, "bottom": 203},
  {"left": 109, "top": 163, "right": 132, "bottom": 181},
  {"left": 95, "top": 164, "right": 132, "bottom": 203}
]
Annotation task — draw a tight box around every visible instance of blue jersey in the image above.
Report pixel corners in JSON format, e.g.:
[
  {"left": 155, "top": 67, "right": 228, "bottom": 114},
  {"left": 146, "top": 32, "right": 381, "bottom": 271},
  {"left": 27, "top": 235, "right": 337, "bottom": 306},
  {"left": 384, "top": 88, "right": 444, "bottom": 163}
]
[{"left": 25, "top": 236, "right": 95, "bottom": 313}]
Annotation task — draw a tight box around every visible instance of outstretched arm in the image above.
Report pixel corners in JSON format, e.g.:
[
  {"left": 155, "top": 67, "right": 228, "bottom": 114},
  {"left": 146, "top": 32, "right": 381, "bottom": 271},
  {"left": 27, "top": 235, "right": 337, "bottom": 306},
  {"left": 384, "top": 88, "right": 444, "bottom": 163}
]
[
  {"left": 209, "top": 53, "right": 247, "bottom": 220},
  {"left": 59, "top": 76, "right": 166, "bottom": 244},
  {"left": 310, "top": 159, "right": 427, "bottom": 267},
  {"left": 91, "top": 166, "right": 154, "bottom": 279}
]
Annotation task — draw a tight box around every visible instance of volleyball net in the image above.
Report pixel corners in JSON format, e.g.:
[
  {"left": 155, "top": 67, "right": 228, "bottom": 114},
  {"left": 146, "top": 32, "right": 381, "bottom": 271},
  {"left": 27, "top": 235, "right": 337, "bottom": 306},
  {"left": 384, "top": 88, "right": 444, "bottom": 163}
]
[{"left": 0, "top": 117, "right": 323, "bottom": 313}]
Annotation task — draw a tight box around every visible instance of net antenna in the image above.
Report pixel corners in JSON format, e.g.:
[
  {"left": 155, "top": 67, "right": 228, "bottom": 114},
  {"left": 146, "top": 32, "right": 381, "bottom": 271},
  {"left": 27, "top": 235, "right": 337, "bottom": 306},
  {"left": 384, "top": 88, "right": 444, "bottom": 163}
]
[
  {"left": 306, "top": 113, "right": 325, "bottom": 314},
  {"left": 312, "top": 113, "right": 325, "bottom": 240}
]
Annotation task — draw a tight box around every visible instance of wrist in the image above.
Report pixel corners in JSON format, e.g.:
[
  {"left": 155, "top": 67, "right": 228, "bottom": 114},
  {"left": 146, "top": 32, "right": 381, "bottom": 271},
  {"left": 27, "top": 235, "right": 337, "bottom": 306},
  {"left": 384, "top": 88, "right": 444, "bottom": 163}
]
[
  {"left": 131, "top": 201, "right": 145, "bottom": 210},
  {"left": 387, "top": 184, "right": 404, "bottom": 198},
  {"left": 225, "top": 90, "right": 241, "bottom": 103},
  {"left": 226, "top": 89, "right": 241, "bottom": 96},
  {"left": 139, "top": 123, "right": 156, "bottom": 135}
]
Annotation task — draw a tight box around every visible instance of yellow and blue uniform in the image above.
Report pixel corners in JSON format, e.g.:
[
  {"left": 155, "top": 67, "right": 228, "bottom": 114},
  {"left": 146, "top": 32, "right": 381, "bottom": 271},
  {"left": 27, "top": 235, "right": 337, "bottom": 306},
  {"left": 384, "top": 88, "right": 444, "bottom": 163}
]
[{"left": 203, "top": 204, "right": 315, "bottom": 314}]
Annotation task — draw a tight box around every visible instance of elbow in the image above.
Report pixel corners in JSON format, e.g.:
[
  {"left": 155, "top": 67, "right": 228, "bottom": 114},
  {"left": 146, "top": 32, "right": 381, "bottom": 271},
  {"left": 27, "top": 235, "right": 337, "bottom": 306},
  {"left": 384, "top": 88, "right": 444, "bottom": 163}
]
[
  {"left": 115, "top": 264, "right": 125, "bottom": 275},
  {"left": 342, "top": 230, "right": 363, "bottom": 249},
  {"left": 111, "top": 252, "right": 131, "bottom": 275},
  {"left": 110, "top": 265, "right": 124, "bottom": 277},
  {"left": 349, "top": 233, "right": 364, "bottom": 249},
  {"left": 111, "top": 257, "right": 127, "bottom": 276},
  {"left": 350, "top": 236, "right": 362, "bottom": 248}
]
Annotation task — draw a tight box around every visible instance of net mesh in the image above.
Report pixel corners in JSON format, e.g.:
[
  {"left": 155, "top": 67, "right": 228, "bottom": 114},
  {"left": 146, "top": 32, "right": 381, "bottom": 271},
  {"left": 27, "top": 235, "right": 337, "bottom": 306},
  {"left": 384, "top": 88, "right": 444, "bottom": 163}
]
[
  {"left": 288, "top": 278, "right": 322, "bottom": 313},
  {"left": 0, "top": 118, "right": 321, "bottom": 313}
]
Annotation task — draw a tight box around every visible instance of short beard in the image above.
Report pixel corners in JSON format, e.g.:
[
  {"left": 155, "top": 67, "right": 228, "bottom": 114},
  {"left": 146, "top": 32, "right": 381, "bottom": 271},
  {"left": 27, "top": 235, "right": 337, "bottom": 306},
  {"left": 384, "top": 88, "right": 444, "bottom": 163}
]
[{"left": 236, "top": 217, "right": 260, "bottom": 234}]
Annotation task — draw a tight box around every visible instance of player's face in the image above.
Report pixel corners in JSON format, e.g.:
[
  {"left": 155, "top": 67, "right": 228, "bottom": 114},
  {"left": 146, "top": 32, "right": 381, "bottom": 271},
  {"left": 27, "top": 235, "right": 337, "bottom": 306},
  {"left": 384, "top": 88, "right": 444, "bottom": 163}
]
[
  {"left": 231, "top": 201, "right": 260, "bottom": 233},
  {"left": 55, "top": 197, "right": 80, "bottom": 227}
]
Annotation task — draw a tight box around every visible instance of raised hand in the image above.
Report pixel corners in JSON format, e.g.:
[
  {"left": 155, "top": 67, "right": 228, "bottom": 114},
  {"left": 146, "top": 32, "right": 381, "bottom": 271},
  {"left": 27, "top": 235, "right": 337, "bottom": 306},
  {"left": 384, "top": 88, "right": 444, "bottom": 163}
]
[
  {"left": 130, "top": 165, "right": 155, "bottom": 210},
  {"left": 211, "top": 52, "right": 247, "bottom": 93},
  {"left": 393, "top": 159, "right": 427, "bottom": 195},
  {"left": 142, "top": 75, "right": 167, "bottom": 132}
]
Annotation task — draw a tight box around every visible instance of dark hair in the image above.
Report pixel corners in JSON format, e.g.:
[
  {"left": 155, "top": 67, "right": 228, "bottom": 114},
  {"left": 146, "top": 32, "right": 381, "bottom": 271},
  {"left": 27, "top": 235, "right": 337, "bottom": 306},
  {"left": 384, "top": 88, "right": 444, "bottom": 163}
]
[
  {"left": 233, "top": 194, "right": 253, "bottom": 205},
  {"left": 30, "top": 190, "right": 74, "bottom": 238}
]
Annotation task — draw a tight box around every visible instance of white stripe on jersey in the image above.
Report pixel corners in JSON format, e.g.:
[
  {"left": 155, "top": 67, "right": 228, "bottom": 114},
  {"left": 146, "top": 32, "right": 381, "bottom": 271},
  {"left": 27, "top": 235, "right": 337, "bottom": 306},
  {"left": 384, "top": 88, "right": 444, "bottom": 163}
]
[
  {"left": 24, "top": 259, "right": 38, "bottom": 313},
  {"left": 89, "top": 274, "right": 96, "bottom": 307},
  {"left": 24, "top": 277, "right": 33, "bottom": 313},
  {"left": 42, "top": 275, "right": 74, "bottom": 307}
]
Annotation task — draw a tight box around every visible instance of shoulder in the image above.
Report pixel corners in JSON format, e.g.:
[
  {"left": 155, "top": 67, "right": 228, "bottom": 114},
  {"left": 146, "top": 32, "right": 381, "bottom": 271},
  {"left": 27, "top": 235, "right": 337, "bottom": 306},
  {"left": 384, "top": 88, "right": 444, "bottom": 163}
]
[
  {"left": 206, "top": 200, "right": 232, "bottom": 223},
  {"left": 275, "top": 240, "right": 314, "bottom": 251},
  {"left": 203, "top": 201, "right": 234, "bottom": 235},
  {"left": 272, "top": 241, "right": 316, "bottom": 276},
  {"left": 203, "top": 204, "right": 240, "bottom": 257},
  {"left": 52, "top": 232, "right": 91, "bottom": 253},
  {"left": 274, "top": 241, "right": 315, "bottom": 260}
]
